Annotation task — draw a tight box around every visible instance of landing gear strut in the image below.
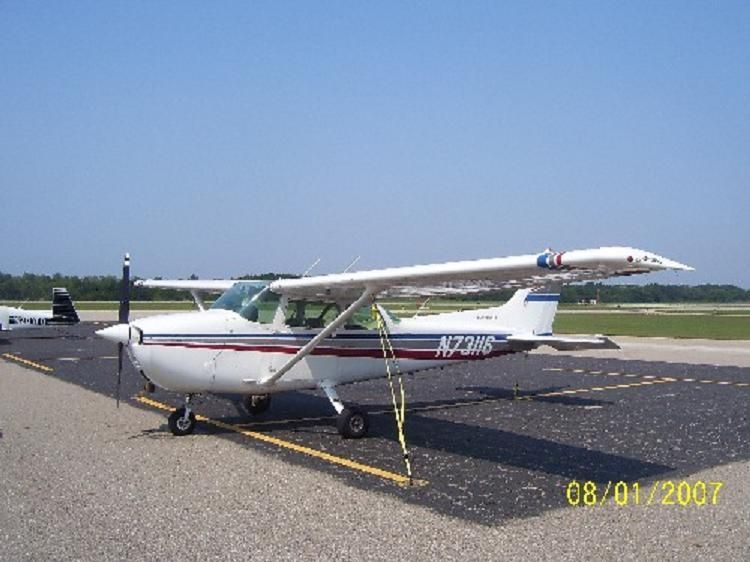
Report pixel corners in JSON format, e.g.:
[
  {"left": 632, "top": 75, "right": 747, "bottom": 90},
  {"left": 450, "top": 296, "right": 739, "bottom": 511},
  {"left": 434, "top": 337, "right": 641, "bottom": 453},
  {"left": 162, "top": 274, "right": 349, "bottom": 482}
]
[
  {"left": 321, "top": 382, "right": 370, "bottom": 439},
  {"left": 168, "top": 394, "right": 197, "bottom": 436}
]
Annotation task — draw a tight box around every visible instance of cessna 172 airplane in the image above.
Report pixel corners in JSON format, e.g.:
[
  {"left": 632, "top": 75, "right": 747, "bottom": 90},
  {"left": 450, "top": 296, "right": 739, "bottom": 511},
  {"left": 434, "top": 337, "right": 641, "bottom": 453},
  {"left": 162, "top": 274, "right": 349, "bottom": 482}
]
[
  {"left": 97, "top": 247, "right": 692, "bottom": 438},
  {"left": 0, "top": 287, "right": 79, "bottom": 332}
]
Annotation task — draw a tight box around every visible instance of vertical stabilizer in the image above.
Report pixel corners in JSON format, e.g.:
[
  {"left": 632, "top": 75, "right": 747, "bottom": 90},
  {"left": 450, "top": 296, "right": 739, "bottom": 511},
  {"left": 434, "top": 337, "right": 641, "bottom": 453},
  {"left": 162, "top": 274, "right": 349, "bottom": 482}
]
[
  {"left": 491, "top": 289, "right": 560, "bottom": 335},
  {"left": 402, "top": 287, "right": 561, "bottom": 335},
  {"left": 51, "top": 288, "right": 79, "bottom": 325}
]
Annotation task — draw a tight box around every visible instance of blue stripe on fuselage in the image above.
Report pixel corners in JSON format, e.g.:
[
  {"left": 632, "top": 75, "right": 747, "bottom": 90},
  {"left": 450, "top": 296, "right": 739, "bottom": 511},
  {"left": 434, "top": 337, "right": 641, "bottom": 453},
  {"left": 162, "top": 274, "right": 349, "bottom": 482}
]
[{"left": 525, "top": 294, "right": 560, "bottom": 302}]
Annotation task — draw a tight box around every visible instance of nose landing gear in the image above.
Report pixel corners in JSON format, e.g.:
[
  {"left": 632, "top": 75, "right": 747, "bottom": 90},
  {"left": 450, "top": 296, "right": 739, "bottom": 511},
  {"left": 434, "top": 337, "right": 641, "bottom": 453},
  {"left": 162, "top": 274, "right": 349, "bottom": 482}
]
[{"left": 168, "top": 394, "right": 197, "bottom": 436}]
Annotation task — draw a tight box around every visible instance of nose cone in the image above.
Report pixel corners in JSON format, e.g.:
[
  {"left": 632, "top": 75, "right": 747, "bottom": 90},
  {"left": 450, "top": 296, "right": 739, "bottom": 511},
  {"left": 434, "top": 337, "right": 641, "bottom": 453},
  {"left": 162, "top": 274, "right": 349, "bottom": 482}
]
[{"left": 96, "top": 323, "right": 131, "bottom": 345}]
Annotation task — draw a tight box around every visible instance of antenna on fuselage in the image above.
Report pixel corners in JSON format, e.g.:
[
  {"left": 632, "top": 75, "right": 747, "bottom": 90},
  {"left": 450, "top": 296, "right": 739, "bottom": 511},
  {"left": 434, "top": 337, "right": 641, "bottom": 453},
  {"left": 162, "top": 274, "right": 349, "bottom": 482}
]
[
  {"left": 414, "top": 297, "right": 431, "bottom": 317},
  {"left": 342, "top": 256, "right": 361, "bottom": 273},
  {"left": 301, "top": 258, "right": 321, "bottom": 278}
]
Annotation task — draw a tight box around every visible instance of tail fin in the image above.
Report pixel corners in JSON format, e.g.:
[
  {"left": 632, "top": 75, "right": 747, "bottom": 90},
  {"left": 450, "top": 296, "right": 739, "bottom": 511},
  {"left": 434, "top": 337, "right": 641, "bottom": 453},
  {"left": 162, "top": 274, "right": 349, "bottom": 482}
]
[
  {"left": 51, "top": 288, "right": 79, "bottom": 324},
  {"left": 489, "top": 288, "right": 560, "bottom": 335},
  {"left": 404, "top": 288, "right": 561, "bottom": 335}
]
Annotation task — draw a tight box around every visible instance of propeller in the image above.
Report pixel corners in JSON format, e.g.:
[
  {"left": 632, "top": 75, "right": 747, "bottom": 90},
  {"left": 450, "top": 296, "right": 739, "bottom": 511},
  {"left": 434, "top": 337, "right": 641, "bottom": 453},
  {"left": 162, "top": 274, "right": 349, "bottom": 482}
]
[{"left": 116, "top": 253, "right": 130, "bottom": 407}]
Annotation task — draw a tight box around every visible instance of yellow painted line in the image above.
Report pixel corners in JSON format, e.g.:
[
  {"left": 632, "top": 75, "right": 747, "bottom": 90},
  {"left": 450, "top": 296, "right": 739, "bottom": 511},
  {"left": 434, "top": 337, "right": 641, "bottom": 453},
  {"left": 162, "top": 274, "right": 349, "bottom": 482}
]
[
  {"left": 1, "top": 353, "right": 54, "bottom": 373},
  {"left": 541, "top": 366, "right": 750, "bottom": 390},
  {"left": 134, "top": 396, "right": 422, "bottom": 487}
]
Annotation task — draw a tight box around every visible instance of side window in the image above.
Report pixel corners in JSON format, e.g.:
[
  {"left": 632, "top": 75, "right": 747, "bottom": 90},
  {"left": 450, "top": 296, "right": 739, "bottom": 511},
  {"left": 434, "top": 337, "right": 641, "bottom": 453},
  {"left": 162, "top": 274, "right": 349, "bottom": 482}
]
[
  {"left": 285, "top": 301, "right": 341, "bottom": 329},
  {"left": 349, "top": 305, "right": 379, "bottom": 330}
]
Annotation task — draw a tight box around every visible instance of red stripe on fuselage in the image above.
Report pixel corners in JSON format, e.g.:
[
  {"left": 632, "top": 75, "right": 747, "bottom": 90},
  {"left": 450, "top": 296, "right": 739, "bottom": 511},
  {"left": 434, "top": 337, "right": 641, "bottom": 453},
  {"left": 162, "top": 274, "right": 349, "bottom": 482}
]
[{"left": 142, "top": 341, "right": 512, "bottom": 361}]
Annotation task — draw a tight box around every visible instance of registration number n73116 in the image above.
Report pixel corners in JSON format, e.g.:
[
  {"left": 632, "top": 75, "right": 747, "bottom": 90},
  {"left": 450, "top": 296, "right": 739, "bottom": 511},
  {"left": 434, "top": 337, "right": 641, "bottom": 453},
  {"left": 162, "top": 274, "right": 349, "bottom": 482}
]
[{"left": 435, "top": 335, "right": 496, "bottom": 358}]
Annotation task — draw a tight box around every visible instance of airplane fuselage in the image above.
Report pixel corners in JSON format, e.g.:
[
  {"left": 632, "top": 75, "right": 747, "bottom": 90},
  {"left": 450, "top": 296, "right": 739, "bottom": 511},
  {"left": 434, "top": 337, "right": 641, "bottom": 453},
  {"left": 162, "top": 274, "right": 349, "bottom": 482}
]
[
  {"left": 0, "top": 306, "right": 55, "bottom": 331},
  {"left": 128, "top": 309, "right": 518, "bottom": 394}
]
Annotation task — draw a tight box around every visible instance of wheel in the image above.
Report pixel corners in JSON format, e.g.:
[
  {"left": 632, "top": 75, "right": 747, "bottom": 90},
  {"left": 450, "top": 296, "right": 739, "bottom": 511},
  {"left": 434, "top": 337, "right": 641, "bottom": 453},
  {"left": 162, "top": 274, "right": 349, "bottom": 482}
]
[
  {"left": 168, "top": 407, "right": 196, "bottom": 436},
  {"left": 243, "top": 394, "right": 271, "bottom": 416},
  {"left": 337, "top": 407, "right": 369, "bottom": 439}
]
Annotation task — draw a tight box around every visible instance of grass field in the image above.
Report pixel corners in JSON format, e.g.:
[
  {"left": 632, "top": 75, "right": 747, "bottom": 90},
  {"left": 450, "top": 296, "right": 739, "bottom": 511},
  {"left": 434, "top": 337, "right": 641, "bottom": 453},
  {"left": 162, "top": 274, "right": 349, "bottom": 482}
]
[
  {"left": 3, "top": 300, "right": 749, "bottom": 340},
  {"left": 553, "top": 313, "right": 750, "bottom": 340}
]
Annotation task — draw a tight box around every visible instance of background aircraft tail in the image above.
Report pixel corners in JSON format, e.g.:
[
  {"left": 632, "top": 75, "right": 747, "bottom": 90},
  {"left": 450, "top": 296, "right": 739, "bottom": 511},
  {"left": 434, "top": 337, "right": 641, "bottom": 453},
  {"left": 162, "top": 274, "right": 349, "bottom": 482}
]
[{"left": 51, "top": 288, "right": 80, "bottom": 325}]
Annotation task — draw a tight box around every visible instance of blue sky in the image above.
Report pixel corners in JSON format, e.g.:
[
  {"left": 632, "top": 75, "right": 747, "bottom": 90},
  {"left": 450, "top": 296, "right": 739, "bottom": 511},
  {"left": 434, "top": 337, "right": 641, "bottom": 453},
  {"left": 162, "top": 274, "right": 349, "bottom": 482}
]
[{"left": 1, "top": 2, "right": 748, "bottom": 286}]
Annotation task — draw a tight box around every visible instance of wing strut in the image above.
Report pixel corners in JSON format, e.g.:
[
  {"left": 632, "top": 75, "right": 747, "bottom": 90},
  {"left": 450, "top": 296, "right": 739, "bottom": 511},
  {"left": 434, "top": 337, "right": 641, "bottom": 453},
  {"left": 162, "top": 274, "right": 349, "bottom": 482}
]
[{"left": 256, "top": 287, "right": 375, "bottom": 386}]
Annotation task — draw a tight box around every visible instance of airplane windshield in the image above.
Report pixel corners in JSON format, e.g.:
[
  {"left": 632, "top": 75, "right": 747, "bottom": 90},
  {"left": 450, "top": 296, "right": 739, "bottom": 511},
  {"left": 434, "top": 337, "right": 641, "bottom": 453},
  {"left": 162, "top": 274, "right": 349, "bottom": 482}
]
[
  {"left": 210, "top": 281, "right": 280, "bottom": 323},
  {"left": 211, "top": 282, "right": 268, "bottom": 314}
]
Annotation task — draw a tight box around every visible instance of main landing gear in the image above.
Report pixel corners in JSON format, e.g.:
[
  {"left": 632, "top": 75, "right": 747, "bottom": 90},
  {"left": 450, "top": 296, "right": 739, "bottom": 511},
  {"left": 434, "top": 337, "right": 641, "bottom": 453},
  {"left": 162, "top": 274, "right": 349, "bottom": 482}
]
[
  {"left": 168, "top": 394, "right": 197, "bottom": 436},
  {"left": 322, "top": 383, "right": 370, "bottom": 439},
  {"left": 242, "top": 394, "right": 271, "bottom": 416}
]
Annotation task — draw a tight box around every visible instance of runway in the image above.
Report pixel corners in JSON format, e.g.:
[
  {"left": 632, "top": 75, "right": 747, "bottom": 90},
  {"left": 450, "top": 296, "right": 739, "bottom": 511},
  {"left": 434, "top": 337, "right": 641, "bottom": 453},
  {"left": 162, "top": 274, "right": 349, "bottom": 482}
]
[{"left": 1, "top": 324, "right": 749, "bottom": 559}]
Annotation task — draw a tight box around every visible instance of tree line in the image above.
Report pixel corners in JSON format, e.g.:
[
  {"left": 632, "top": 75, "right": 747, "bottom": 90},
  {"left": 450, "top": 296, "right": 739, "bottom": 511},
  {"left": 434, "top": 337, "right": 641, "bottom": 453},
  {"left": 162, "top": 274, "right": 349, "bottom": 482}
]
[
  {"left": 0, "top": 272, "right": 748, "bottom": 303},
  {"left": 0, "top": 272, "right": 296, "bottom": 302}
]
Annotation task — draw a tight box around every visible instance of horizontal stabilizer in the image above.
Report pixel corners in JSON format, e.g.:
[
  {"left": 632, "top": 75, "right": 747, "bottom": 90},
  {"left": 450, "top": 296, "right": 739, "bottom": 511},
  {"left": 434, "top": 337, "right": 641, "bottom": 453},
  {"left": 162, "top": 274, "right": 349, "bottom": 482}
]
[{"left": 507, "top": 334, "right": 620, "bottom": 351}]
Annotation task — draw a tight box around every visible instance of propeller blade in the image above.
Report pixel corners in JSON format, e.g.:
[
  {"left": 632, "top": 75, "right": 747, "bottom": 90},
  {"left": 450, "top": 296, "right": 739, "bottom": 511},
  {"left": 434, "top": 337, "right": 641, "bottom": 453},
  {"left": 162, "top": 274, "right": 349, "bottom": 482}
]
[
  {"left": 116, "top": 342, "right": 123, "bottom": 408},
  {"left": 115, "top": 252, "right": 129, "bottom": 408},
  {"left": 119, "top": 253, "right": 130, "bottom": 324}
]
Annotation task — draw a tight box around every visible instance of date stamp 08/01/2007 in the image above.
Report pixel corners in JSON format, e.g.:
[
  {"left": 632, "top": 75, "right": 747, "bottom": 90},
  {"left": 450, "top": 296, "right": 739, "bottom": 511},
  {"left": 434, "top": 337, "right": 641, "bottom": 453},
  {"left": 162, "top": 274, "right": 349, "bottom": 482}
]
[{"left": 565, "top": 480, "right": 724, "bottom": 508}]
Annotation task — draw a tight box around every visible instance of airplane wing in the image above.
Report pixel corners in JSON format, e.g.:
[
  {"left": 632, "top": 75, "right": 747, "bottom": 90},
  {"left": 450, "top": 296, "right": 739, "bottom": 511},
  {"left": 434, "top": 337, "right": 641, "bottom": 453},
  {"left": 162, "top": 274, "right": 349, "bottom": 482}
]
[
  {"left": 135, "top": 279, "right": 237, "bottom": 292},
  {"left": 135, "top": 279, "right": 239, "bottom": 310},
  {"left": 269, "top": 246, "right": 693, "bottom": 301}
]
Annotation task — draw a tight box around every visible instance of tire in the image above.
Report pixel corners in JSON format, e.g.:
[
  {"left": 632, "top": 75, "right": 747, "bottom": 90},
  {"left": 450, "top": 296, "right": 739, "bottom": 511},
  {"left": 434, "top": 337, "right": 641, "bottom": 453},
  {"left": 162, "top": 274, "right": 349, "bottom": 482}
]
[
  {"left": 168, "top": 407, "right": 196, "bottom": 436},
  {"left": 337, "top": 407, "right": 369, "bottom": 439},
  {"left": 243, "top": 394, "right": 271, "bottom": 416}
]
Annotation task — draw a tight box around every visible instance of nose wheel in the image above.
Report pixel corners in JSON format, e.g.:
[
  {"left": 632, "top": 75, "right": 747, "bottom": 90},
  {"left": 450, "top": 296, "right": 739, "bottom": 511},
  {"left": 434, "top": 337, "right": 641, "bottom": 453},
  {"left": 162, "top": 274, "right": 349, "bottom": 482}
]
[{"left": 167, "top": 395, "right": 197, "bottom": 436}]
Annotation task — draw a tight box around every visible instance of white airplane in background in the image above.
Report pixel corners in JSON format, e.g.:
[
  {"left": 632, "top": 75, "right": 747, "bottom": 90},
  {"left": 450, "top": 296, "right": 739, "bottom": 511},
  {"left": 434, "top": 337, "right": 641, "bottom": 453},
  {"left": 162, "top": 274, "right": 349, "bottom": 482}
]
[
  {"left": 97, "top": 248, "right": 692, "bottom": 439},
  {"left": 0, "top": 288, "right": 79, "bottom": 332}
]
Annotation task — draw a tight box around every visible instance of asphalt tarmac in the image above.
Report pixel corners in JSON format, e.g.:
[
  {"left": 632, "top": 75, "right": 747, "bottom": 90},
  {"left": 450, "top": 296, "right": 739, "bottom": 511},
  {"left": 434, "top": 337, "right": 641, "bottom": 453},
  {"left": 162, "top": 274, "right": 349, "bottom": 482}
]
[{"left": 2, "top": 323, "right": 749, "bottom": 559}]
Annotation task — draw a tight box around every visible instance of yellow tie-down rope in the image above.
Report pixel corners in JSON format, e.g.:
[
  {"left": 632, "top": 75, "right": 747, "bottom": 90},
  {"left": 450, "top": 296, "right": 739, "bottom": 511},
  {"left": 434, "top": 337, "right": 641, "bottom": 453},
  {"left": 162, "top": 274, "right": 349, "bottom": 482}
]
[{"left": 372, "top": 304, "right": 414, "bottom": 485}]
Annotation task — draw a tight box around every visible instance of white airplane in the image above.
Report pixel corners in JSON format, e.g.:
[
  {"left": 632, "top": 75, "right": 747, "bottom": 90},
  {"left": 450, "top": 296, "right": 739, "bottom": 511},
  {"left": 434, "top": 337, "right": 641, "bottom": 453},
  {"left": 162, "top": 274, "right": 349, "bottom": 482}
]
[
  {"left": 97, "top": 248, "right": 692, "bottom": 438},
  {"left": 0, "top": 288, "right": 79, "bottom": 332}
]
